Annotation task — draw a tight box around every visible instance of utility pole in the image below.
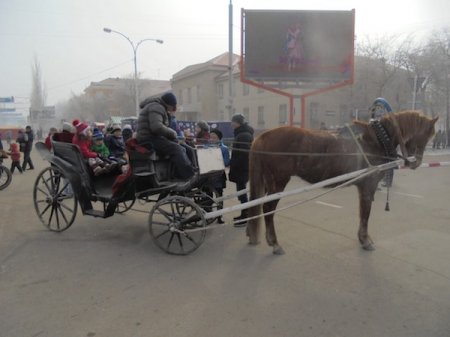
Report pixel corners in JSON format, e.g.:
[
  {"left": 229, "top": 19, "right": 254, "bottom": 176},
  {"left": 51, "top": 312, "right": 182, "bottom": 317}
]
[{"left": 227, "top": 0, "right": 234, "bottom": 120}]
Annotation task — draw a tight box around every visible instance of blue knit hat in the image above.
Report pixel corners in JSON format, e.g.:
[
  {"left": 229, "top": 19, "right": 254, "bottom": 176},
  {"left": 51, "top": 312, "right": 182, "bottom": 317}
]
[
  {"left": 92, "top": 128, "right": 104, "bottom": 140},
  {"left": 161, "top": 92, "right": 177, "bottom": 109}
]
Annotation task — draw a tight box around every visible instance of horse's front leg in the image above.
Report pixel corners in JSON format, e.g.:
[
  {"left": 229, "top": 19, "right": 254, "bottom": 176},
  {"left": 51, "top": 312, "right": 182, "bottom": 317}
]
[
  {"left": 263, "top": 200, "right": 285, "bottom": 255},
  {"left": 357, "top": 185, "right": 377, "bottom": 251}
]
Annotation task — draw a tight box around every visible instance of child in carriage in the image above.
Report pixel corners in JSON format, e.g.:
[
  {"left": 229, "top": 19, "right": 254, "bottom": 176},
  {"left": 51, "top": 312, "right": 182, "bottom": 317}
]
[
  {"left": 91, "top": 128, "right": 127, "bottom": 172},
  {"left": 106, "top": 124, "right": 128, "bottom": 166},
  {"left": 72, "top": 120, "right": 110, "bottom": 176}
]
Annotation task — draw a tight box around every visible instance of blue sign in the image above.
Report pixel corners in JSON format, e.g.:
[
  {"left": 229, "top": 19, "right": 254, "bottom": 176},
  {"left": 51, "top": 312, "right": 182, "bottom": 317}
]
[
  {"left": 0, "top": 96, "right": 14, "bottom": 103},
  {"left": 178, "top": 121, "right": 233, "bottom": 140},
  {"left": 0, "top": 108, "right": 17, "bottom": 113}
]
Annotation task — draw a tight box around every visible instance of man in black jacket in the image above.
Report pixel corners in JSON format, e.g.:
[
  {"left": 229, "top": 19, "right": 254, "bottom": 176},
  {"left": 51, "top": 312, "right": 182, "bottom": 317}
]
[
  {"left": 136, "top": 92, "right": 194, "bottom": 180},
  {"left": 229, "top": 113, "right": 254, "bottom": 227},
  {"left": 21, "top": 125, "right": 34, "bottom": 170}
]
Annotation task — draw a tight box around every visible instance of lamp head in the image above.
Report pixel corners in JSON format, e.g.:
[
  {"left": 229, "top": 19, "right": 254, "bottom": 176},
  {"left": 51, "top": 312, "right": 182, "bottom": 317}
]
[{"left": 103, "top": 27, "right": 112, "bottom": 33}]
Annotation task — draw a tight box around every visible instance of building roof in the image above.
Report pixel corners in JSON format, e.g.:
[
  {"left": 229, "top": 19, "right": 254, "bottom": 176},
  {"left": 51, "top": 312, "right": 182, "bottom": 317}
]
[
  {"left": 84, "top": 78, "right": 171, "bottom": 96},
  {"left": 173, "top": 52, "right": 240, "bottom": 80}
]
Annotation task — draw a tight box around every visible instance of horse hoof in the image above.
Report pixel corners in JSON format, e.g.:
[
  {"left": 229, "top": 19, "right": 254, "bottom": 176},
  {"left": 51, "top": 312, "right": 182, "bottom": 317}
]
[
  {"left": 272, "top": 245, "right": 285, "bottom": 255},
  {"left": 248, "top": 240, "right": 260, "bottom": 246},
  {"left": 361, "top": 242, "right": 375, "bottom": 251}
]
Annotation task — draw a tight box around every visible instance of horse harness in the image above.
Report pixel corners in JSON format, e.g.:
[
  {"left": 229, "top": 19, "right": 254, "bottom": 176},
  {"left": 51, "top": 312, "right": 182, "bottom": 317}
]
[{"left": 370, "top": 119, "right": 397, "bottom": 188}]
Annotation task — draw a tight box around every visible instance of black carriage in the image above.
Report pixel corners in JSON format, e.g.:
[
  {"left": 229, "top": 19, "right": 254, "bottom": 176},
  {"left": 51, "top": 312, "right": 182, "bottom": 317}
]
[{"left": 33, "top": 140, "right": 225, "bottom": 255}]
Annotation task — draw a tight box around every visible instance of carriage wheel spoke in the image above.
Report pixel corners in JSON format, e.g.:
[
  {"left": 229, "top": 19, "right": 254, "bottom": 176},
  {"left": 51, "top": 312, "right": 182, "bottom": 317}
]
[
  {"left": 39, "top": 203, "right": 52, "bottom": 218},
  {"left": 183, "top": 232, "right": 200, "bottom": 247},
  {"left": 56, "top": 203, "right": 70, "bottom": 226},
  {"left": 54, "top": 205, "right": 61, "bottom": 230},
  {"left": 36, "top": 186, "right": 51, "bottom": 198},
  {"left": 58, "top": 202, "right": 74, "bottom": 213},
  {"left": 176, "top": 233, "right": 185, "bottom": 253},
  {"left": 154, "top": 229, "right": 171, "bottom": 239},
  {"left": 167, "top": 232, "right": 176, "bottom": 249},
  {"left": 157, "top": 207, "right": 173, "bottom": 222},
  {"left": 152, "top": 220, "right": 171, "bottom": 227}
]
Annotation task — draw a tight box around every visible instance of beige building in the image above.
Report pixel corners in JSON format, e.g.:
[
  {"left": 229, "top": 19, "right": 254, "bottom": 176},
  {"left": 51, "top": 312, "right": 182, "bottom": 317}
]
[{"left": 171, "top": 52, "right": 361, "bottom": 131}]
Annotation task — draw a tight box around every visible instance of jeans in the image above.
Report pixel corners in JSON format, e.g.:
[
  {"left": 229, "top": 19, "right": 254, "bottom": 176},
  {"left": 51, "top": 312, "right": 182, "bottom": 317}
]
[{"left": 22, "top": 151, "right": 34, "bottom": 170}]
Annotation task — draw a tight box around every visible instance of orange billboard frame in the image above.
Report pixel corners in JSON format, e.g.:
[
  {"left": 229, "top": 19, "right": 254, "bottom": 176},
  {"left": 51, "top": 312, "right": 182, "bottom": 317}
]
[{"left": 240, "top": 8, "right": 355, "bottom": 127}]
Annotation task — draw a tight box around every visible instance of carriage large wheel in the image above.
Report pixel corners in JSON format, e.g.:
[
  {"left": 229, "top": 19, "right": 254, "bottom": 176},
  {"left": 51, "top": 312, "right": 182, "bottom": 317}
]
[
  {"left": 149, "top": 195, "right": 207, "bottom": 255},
  {"left": 0, "top": 164, "right": 12, "bottom": 190},
  {"left": 33, "top": 166, "right": 78, "bottom": 232}
]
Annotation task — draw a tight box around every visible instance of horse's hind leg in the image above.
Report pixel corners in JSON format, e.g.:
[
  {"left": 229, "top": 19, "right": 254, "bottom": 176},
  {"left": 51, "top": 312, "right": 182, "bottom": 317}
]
[{"left": 263, "top": 199, "right": 285, "bottom": 255}]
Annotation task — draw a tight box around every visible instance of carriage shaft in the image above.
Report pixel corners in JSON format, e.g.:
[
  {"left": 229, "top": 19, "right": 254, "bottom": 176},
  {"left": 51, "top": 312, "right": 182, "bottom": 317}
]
[{"left": 204, "top": 159, "right": 403, "bottom": 220}]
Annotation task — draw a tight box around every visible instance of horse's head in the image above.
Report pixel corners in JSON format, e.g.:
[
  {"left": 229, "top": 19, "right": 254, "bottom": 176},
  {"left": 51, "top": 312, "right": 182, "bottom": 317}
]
[{"left": 384, "top": 112, "right": 438, "bottom": 169}]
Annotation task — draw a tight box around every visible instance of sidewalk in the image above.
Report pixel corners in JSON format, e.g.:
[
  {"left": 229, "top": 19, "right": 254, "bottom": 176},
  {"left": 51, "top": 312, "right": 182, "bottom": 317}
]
[{"left": 425, "top": 146, "right": 450, "bottom": 156}]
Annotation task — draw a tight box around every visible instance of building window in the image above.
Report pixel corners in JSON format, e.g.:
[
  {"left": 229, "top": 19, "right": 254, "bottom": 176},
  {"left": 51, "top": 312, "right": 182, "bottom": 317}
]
[
  {"left": 243, "top": 84, "right": 250, "bottom": 96},
  {"left": 178, "top": 89, "right": 183, "bottom": 105},
  {"left": 309, "top": 102, "right": 319, "bottom": 127},
  {"left": 257, "top": 106, "right": 265, "bottom": 126},
  {"left": 278, "top": 104, "right": 287, "bottom": 125},
  {"left": 196, "top": 85, "right": 201, "bottom": 102},
  {"left": 243, "top": 107, "right": 250, "bottom": 122},
  {"left": 187, "top": 87, "right": 192, "bottom": 104},
  {"left": 217, "top": 83, "right": 224, "bottom": 98}
]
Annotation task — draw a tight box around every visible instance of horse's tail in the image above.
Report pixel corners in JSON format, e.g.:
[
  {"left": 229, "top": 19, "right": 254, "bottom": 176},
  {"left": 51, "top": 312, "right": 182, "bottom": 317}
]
[{"left": 247, "top": 138, "right": 265, "bottom": 244}]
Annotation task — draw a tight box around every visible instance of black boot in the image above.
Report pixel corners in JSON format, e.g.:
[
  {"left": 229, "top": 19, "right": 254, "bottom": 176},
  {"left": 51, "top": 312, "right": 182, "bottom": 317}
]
[{"left": 233, "top": 210, "right": 248, "bottom": 227}]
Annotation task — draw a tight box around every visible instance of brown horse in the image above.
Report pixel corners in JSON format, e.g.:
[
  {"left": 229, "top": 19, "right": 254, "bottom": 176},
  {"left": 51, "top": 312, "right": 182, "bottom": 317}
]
[{"left": 247, "top": 111, "right": 437, "bottom": 254}]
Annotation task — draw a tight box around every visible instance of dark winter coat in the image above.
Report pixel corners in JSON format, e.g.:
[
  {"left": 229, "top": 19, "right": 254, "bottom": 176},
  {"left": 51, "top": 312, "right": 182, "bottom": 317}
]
[
  {"left": 107, "top": 135, "right": 125, "bottom": 158},
  {"left": 24, "top": 129, "right": 34, "bottom": 152},
  {"left": 136, "top": 97, "right": 177, "bottom": 144},
  {"left": 229, "top": 123, "right": 254, "bottom": 184}
]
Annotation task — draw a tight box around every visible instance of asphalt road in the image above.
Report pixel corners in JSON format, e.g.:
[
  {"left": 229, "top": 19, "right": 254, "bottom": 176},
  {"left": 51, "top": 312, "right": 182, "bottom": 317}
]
[{"left": 1, "top": 146, "right": 450, "bottom": 337}]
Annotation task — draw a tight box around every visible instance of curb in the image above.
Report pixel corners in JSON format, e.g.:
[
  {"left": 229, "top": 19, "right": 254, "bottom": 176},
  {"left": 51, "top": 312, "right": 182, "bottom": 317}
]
[{"left": 400, "top": 161, "right": 450, "bottom": 169}]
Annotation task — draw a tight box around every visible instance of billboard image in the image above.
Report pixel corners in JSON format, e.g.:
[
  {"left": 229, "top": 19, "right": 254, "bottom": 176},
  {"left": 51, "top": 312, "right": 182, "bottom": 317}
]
[{"left": 243, "top": 10, "right": 354, "bottom": 82}]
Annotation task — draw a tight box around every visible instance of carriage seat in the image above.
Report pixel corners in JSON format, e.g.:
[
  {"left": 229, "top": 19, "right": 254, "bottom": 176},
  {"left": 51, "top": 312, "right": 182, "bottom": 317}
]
[{"left": 51, "top": 141, "right": 119, "bottom": 199}]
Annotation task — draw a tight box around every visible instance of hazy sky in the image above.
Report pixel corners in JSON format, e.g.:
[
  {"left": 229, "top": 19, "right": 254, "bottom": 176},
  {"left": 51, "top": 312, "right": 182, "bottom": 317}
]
[{"left": 1, "top": 0, "right": 449, "bottom": 106}]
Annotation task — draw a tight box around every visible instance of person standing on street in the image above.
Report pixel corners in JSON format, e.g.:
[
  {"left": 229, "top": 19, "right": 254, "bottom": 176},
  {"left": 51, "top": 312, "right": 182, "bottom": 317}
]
[
  {"left": 21, "top": 125, "right": 34, "bottom": 170},
  {"left": 229, "top": 113, "right": 254, "bottom": 227}
]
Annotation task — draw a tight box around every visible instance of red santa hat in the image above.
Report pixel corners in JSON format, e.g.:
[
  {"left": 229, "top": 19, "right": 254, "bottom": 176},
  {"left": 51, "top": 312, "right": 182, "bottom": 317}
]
[{"left": 72, "top": 119, "right": 89, "bottom": 135}]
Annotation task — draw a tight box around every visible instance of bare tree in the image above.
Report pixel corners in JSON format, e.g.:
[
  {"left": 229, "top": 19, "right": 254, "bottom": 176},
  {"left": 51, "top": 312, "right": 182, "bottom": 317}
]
[{"left": 30, "top": 54, "right": 47, "bottom": 110}]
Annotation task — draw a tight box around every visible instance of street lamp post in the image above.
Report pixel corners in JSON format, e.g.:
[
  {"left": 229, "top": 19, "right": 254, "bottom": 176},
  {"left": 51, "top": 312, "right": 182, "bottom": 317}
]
[{"left": 103, "top": 27, "right": 163, "bottom": 116}]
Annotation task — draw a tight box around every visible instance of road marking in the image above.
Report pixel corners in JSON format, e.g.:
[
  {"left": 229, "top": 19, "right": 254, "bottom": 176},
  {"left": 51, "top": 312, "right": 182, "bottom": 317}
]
[{"left": 315, "top": 201, "right": 343, "bottom": 209}]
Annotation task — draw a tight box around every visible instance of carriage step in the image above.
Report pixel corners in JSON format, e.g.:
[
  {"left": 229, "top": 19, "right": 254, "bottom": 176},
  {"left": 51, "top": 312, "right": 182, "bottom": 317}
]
[
  {"left": 84, "top": 209, "right": 106, "bottom": 218},
  {"left": 134, "top": 172, "right": 155, "bottom": 177}
]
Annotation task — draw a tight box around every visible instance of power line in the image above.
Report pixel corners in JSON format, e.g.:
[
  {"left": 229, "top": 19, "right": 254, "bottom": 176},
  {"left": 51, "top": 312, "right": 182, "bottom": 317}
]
[{"left": 47, "top": 59, "right": 132, "bottom": 91}]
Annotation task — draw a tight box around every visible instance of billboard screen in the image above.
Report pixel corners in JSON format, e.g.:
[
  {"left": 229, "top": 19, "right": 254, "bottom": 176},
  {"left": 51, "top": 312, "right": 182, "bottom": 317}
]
[{"left": 243, "top": 10, "right": 354, "bottom": 82}]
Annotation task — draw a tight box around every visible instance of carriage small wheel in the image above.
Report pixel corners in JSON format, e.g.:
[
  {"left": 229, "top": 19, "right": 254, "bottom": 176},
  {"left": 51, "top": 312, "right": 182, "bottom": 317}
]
[
  {"left": 189, "top": 185, "right": 222, "bottom": 225},
  {"left": 149, "top": 195, "right": 207, "bottom": 255},
  {"left": 0, "top": 164, "right": 12, "bottom": 191},
  {"left": 33, "top": 166, "right": 78, "bottom": 232},
  {"left": 115, "top": 198, "right": 136, "bottom": 214}
]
